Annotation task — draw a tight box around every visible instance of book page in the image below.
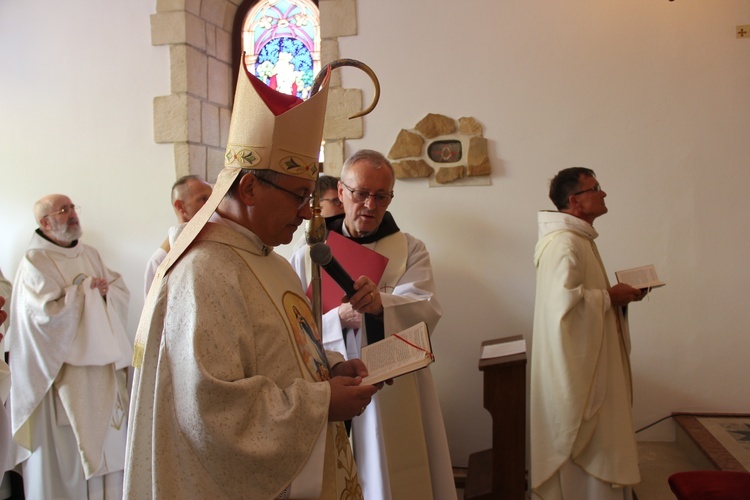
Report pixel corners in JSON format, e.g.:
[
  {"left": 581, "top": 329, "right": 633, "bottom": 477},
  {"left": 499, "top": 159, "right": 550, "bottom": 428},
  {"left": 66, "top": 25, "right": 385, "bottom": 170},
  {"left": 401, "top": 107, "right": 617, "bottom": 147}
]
[
  {"left": 615, "top": 264, "right": 665, "bottom": 289},
  {"left": 481, "top": 338, "right": 526, "bottom": 360},
  {"left": 361, "top": 322, "right": 432, "bottom": 385}
]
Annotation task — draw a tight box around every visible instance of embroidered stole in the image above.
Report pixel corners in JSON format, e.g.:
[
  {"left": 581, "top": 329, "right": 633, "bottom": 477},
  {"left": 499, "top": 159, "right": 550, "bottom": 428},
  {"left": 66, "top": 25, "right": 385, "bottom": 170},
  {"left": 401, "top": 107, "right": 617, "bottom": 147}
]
[{"left": 217, "top": 227, "right": 361, "bottom": 500}]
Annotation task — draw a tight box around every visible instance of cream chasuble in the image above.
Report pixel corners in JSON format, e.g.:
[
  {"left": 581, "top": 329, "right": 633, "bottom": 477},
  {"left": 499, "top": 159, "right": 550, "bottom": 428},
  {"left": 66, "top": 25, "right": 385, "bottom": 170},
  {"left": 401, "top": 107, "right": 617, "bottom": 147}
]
[
  {"left": 125, "top": 221, "right": 361, "bottom": 499},
  {"left": 530, "top": 211, "right": 639, "bottom": 499}
]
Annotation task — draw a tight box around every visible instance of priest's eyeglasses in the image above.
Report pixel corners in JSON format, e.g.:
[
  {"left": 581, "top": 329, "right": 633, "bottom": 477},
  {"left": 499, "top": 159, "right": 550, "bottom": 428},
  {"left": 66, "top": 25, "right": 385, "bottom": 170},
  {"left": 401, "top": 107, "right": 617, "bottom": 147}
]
[
  {"left": 42, "top": 204, "right": 81, "bottom": 219},
  {"left": 573, "top": 184, "right": 602, "bottom": 196},
  {"left": 255, "top": 176, "right": 313, "bottom": 210},
  {"left": 341, "top": 182, "right": 394, "bottom": 207}
]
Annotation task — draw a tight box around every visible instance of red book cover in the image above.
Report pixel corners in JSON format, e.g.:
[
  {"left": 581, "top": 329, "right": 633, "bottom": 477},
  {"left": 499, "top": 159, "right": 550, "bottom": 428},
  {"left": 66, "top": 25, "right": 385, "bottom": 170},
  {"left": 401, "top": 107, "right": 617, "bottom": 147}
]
[{"left": 306, "top": 230, "right": 389, "bottom": 313}]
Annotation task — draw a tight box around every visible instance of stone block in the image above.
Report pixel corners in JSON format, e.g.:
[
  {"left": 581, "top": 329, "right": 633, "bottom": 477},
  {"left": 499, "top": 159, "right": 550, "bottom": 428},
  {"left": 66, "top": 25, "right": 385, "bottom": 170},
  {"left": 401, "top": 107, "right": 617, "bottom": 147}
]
[
  {"left": 151, "top": 11, "right": 187, "bottom": 46},
  {"left": 156, "top": 0, "right": 187, "bottom": 13},
  {"left": 220, "top": 107, "right": 231, "bottom": 148},
  {"left": 323, "top": 141, "right": 345, "bottom": 177},
  {"left": 458, "top": 116, "right": 483, "bottom": 136},
  {"left": 169, "top": 45, "right": 188, "bottom": 93},
  {"left": 208, "top": 57, "right": 231, "bottom": 106},
  {"left": 320, "top": 0, "right": 357, "bottom": 38},
  {"left": 224, "top": 3, "right": 238, "bottom": 32},
  {"left": 202, "top": 101, "right": 221, "bottom": 147},
  {"left": 188, "top": 144, "right": 207, "bottom": 176},
  {"left": 392, "top": 159, "right": 434, "bottom": 179},
  {"left": 154, "top": 94, "right": 188, "bottom": 143},
  {"left": 170, "top": 45, "right": 208, "bottom": 98},
  {"left": 435, "top": 165, "right": 466, "bottom": 184},
  {"left": 216, "top": 29, "right": 233, "bottom": 64},
  {"left": 415, "top": 113, "right": 456, "bottom": 139},
  {"left": 201, "top": 0, "right": 227, "bottom": 27},
  {"left": 185, "top": 0, "right": 201, "bottom": 16},
  {"left": 388, "top": 129, "right": 424, "bottom": 159},
  {"left": 467, "top": 136, "right": 491, "bottom": 176},
  {"left": 173, "top": 142, "right": 207, "bottom": 178},
  {"left": 187, "top": 95, "right": 202, "bottom": 143},
  {"left": 206, "top": 24, "right": 217, "bottom": 58},
  {"left": 323, "top": 88, "right": 363, "bottom": 140},
  {"left": 185, "top": 12, "right": 206, "bottom": 50},
  {"left": 173, "top": 143, "right": 191, "bottom": 178},
  {"left": 207, "top": 146, "right": 226, "bottom": 181}
]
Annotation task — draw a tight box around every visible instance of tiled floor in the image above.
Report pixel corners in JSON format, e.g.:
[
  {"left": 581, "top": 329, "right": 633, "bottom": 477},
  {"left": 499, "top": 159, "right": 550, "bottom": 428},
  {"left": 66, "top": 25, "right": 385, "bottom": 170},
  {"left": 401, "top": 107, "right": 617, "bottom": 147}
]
[
  {"left": 636, "top": 440, "right": 703, "bottom": 500},
  {"left": 456, "top": 437, "right": 708, "bottom": 500}
]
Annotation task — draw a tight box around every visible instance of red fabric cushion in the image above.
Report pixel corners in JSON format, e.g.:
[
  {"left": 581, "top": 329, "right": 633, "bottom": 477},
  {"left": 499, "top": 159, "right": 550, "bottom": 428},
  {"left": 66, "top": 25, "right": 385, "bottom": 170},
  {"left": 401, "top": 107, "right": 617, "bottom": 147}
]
[{"left": 668, "top": 471, "right": 750, "bottom": 499}]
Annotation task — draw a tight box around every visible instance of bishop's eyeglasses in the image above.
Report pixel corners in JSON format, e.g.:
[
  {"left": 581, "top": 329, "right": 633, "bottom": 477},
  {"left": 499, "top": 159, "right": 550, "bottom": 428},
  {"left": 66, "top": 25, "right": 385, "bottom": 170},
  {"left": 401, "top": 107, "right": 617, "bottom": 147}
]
[{"left": 255, "top": 176, "right": 313, "bottom": 210}]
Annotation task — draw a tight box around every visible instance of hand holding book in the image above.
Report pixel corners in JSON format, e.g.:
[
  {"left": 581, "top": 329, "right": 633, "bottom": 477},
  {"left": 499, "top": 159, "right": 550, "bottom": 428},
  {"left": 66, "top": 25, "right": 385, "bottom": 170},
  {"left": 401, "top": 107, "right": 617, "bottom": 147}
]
[{"left": 360, "top": 322, "right": 434, "bottom": 385}]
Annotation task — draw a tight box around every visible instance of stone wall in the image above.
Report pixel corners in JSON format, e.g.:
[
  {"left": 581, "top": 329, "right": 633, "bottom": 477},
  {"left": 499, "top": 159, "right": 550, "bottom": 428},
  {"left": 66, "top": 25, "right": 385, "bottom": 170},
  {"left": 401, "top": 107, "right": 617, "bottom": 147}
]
[{"left": 150, "top": 0, "right": 366, "bottom": 182}]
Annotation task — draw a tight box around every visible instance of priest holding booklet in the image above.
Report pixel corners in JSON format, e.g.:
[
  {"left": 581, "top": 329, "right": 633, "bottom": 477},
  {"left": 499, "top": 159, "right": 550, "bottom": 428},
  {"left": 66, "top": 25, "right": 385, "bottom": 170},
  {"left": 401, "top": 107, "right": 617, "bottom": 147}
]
[
  {"left": 531, "top": 167, "right": 647, "bottom": 500},
  {"left": 291, "top": 149, "right": 455, "bottom": 500}
]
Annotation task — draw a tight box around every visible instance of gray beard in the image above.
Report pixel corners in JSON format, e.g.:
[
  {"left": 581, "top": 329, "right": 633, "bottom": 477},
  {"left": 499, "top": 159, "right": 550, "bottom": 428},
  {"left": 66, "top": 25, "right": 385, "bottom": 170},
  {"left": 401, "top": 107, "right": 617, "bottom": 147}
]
[{"left": 49, "top": 221, "right": 82, "bottom": 244}]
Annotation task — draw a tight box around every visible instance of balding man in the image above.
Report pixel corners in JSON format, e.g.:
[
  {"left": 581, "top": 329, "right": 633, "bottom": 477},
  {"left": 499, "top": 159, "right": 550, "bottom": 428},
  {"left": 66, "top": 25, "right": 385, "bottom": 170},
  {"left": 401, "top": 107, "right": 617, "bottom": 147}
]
[
  {"left": 7, "top": 194, "right": 132, "bottom": 499},
  {"left": 144, "top": 175, "right": 212, "bottom": 297},
  {"left": 291, "top": 150, "right": 455, "bottom": 500}
]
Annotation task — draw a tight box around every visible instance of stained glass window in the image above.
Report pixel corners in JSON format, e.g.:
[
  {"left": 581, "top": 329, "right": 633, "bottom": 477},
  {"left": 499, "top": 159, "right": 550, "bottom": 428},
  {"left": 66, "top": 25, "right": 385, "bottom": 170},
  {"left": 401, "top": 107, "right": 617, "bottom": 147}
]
[{"left": 241, "top": 0, "right": 320, "bottom": 100}]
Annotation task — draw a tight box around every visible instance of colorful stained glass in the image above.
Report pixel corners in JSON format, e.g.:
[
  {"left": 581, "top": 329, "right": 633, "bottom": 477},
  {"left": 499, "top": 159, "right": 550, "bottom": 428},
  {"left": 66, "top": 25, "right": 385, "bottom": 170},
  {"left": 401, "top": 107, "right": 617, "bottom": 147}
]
[{"left": 242, "top": 0, "right": 320, "bottom": 99}]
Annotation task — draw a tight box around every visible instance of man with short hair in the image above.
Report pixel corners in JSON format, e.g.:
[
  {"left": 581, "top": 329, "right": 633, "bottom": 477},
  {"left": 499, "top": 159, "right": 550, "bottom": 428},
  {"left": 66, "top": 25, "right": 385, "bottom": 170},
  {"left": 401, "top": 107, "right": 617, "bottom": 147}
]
[
  {"left": 531, "top": 167, "right": 645, "bottom": 499},
  {"left": 143, "top": 175, "right": 212, "bottom": 297},
  {"left": 291, "top": 149, "right": 455, "bottom": 500},
  {"left": 8, "top": 194, "right": 132, "bottom": 499},
  {"left": 125, "top": 62, "right": 377, "bottom": 499},
  {"left": 318, "top": 174, "right": 344, "bottom": 218}
]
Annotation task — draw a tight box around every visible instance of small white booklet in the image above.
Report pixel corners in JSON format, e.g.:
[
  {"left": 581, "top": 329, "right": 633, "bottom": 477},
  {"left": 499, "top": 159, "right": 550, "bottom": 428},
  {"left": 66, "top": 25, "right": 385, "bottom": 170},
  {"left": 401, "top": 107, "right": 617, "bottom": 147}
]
[
  {"left": 480, "top": 338, "right": 526, "bottom": 360},
  {"left": 361, "top": 321, "right": 434, "bottom": 385},
  {"left": 615, "top": 264, "right": 666, "bottom": 290}
]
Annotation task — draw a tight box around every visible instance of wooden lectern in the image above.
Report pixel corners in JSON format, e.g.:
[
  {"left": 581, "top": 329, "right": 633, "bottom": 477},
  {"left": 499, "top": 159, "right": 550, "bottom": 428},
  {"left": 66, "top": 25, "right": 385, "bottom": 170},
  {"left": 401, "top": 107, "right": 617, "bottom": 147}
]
[{"left": 465, "top": 336, "right": 527, "bottom": 500}]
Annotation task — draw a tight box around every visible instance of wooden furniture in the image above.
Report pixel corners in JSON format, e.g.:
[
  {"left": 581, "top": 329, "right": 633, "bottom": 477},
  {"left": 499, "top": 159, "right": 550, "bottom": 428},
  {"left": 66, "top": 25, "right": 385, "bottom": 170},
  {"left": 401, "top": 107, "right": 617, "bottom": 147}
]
[{"left": 465, "top": 336, "right": 527, "bottom": 500}]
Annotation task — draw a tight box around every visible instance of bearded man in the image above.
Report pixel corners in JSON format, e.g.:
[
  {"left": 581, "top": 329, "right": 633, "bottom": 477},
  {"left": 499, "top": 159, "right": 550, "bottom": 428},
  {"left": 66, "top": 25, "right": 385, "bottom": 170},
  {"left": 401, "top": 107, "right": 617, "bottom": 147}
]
[{"left": 7, "top": 194, "right": 132, "bottom": 499}]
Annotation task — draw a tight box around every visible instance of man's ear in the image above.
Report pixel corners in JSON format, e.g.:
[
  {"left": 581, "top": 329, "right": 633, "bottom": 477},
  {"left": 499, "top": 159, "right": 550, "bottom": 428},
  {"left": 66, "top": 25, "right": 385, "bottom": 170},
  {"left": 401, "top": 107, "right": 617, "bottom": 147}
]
[
  {"left": 173, "top": 199, "right": 186, "bottom": 217},
  {"left": 237, "top": 172, "right": 258, "bottom": 206},
  {"left": 568, "top": 194, "right": 580, "bottom": 210},
  {"left": 38, "top": 217, "right": 51, "bottom": 231}
]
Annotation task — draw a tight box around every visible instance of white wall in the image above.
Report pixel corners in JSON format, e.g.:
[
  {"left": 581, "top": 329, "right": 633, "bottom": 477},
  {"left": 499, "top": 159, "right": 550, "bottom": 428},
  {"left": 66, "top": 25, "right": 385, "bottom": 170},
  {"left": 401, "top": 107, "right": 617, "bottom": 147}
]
[
  {"left": 2, "top": 0, "right": 749, "bottom": 471},
  {"left": 0, "top": 0, "right": 173, "bottom": 330},
  {"left": 333, "top": 0, "right": 750, "bottom": 465}
]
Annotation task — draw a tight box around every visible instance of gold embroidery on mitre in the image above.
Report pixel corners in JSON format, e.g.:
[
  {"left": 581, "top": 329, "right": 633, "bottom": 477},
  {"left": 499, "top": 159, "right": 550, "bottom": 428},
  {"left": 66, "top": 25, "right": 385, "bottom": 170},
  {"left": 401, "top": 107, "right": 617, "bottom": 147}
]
[
  {"left": 279, "top": 155, "right": 319, "bottom": 178},
  {"left": 225, "top": 146, "right": 262, "bottom": 168}
]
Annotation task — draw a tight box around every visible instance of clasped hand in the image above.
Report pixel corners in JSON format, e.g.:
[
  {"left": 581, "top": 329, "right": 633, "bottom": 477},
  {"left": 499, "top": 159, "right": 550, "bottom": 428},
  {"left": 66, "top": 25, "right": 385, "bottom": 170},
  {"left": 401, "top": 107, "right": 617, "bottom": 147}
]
[
  {"left": 90, "top": 277, "right": 109, "bottom": 296},
  {"left": 327, "top": 358, "right": 381, "bottom": 422}
]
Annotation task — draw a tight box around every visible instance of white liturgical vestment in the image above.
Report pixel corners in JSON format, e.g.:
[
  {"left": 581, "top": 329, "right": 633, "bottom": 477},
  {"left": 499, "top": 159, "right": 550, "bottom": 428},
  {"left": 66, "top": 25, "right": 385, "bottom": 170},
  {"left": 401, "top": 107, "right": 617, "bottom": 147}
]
[
  {"left": 8, "top": 231, "right": 131, "bottom": 500},
  {"left": 530, "top": 211, "right": 639, "bottom": 500},
  {"left": 291, "top": 217, "right": 455, "bottom": 500}
]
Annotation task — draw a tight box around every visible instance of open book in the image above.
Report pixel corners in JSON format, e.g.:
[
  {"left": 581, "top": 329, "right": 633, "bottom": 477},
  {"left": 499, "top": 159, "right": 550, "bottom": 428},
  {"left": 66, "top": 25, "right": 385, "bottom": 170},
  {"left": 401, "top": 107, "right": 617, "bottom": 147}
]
[
  {"left": 615, "top": 264, "right": 665, "bottom": 290},
  {"left": 361, "top": 321, "right": 434, "bottom": 385}
]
